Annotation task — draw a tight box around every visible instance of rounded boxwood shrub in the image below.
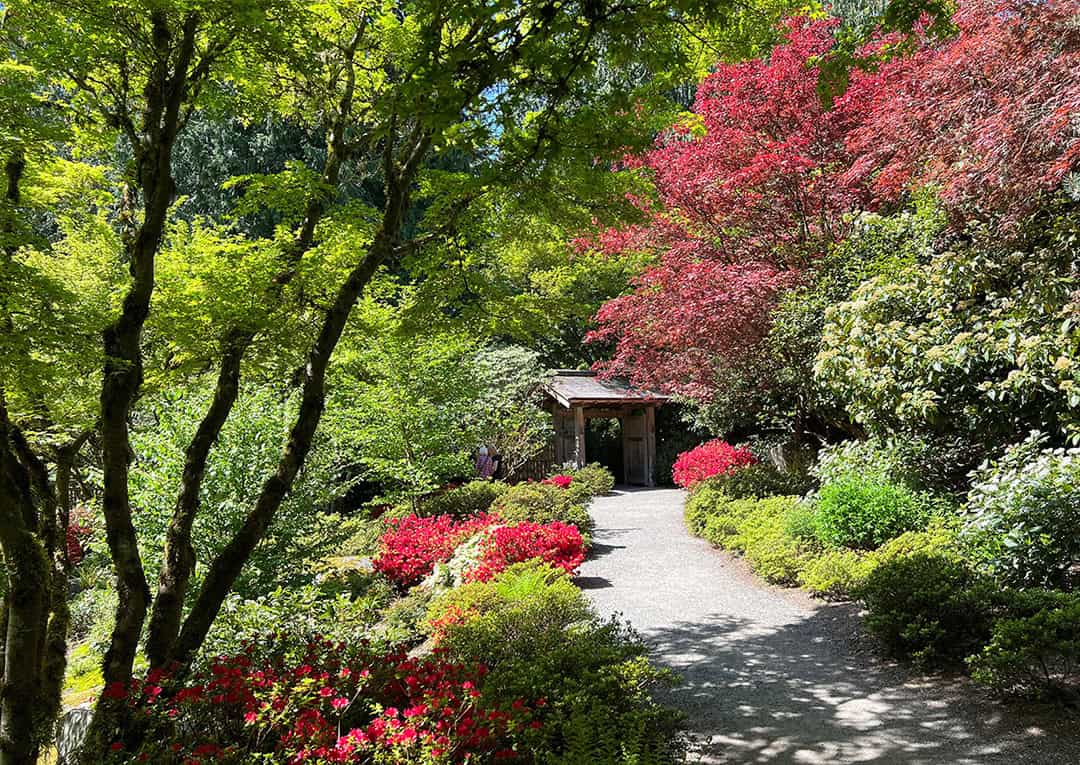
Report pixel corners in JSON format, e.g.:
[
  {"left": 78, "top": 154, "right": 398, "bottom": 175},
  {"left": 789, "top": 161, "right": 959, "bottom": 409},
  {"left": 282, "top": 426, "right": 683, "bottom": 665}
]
[
  {"left": 419, "top": 479, "right": 508, "bottom": 520},
  {"left": 730, "top": 497, "right": 810, "bottom": 586},
  {"left": 858, "top": 553, "right": 998, "bottom": 667},
  {"left": 797, "top": 549, "right": 874, "bottom": 600},
  {"left": 968, "top": 591, "right": 1080, "bottom": 702},
  {"left": 569, "top": 462, "right": 616, "bottom": 497},
  {"left": 963, "top": 435, "right": 1080, "bottom": 589},
  {"left": 491, "top": 482, "right": 593, "bottom": 539},
  {"left": 705, "top": 463, "right": 815, "bottom": 500},
  {"left": 814, "top": 476, "right": 939, "bottom": 550}
]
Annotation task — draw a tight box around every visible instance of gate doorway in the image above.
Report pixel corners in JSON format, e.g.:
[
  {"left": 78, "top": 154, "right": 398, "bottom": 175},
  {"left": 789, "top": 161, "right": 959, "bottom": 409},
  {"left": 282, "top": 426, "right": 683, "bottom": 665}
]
[{"left": 543, "top": 371, "right": 669, "bottom": 487}]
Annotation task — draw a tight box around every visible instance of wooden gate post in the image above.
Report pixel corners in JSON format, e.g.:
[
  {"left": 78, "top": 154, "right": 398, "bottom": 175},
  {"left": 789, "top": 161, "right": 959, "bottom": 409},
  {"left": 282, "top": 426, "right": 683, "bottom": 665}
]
[{"left": 574, "top": 406, "right": 586, "bottom": 467}]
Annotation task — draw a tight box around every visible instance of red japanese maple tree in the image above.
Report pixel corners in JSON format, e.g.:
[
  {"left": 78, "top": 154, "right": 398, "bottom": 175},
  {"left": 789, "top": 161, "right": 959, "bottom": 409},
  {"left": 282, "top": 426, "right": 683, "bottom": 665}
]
[
  {"left": 587, "top": 17, "right": 865, "bottom": 398},
  {"left": 840, "top": 0, "right": 1080, "bottom": 227}
]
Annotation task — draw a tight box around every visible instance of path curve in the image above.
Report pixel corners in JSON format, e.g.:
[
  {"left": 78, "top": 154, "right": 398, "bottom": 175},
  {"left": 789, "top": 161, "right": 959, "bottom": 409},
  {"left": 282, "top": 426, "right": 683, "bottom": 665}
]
[{"left": 577, "top": 487, "right": 1080, "bottom": 765}]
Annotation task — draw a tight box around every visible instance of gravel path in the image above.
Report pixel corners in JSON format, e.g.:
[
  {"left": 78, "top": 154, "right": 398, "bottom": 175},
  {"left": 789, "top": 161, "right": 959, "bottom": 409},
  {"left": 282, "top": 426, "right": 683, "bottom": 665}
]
[{"left": 577, "top": 487, "right": 1080, "bottom": 764}]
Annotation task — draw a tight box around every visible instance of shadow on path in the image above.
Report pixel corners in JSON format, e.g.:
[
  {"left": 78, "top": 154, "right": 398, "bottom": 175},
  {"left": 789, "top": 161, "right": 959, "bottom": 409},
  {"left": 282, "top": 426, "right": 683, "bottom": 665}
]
[{"left": 579, "top": 488, "right": 1080, "bottom": 765}]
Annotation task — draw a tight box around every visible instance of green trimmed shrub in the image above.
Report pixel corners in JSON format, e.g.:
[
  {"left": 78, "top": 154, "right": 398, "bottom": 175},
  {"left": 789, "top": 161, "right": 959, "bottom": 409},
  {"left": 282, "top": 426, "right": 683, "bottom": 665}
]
[
  {"left": 814, "top": 476, "right": 939, "bottom": 550},
  {"left": 969, "top": 591, "right": 1080, "bottom": 702},
  {"left": 872, "top": 517, "right": 960, "bottom": 565},
  {"left": 432, "top": 562, "right": 685, "bottom": 764},
  {"left": 419, "top": 479, "right": 509, "bottom": 520},
  {"left": 798, "top": 549, "right": 874, "bottom": 600},
  {"left": 684, "top": 481, "right": 731, "bottom": 536},
  {"left": 704, "top": 463, "right": 814, "bottom": 500},
  {"left": 963, "top": 436, "right": 1080, "bottom": 589},
  {"left": 569, "top": 462, "right": 616, "bottom": 497},
  {"left": 859, "top": 553, "right": 998, "bottom": 667},
  {"left": 731, "top": 498, "right": 810, "bottom": 585},
  {"left": 698, "top": 496, "right": 762, "bottom": 549},
  {"left": 492, "top": 481, "right": 593, "bottom": 539}
]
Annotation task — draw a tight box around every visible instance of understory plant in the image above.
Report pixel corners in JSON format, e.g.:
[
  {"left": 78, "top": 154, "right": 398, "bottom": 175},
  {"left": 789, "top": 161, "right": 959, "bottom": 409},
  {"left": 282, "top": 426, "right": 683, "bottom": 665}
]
[
  {"left": 428, "top": 563, "right": 685, "bottom": 764},
  {"left": 418, "top": 480, "right": 509, "bottom": 520},
  {"left": 968, "top": 591, "right": 1080, "bottom": 702},
  {"left": 490, "top": 482, "right": 593, "bottom": 540},
  {"left": 963, "top": 435, "right": 1080, "bottom": 589}
]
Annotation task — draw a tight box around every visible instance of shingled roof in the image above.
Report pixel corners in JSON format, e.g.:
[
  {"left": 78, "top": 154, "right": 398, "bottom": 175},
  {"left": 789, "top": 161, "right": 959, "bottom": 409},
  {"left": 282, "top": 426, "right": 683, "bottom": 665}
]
[{"left": 543, "top": 370, "right": 669, "bottom": 408}]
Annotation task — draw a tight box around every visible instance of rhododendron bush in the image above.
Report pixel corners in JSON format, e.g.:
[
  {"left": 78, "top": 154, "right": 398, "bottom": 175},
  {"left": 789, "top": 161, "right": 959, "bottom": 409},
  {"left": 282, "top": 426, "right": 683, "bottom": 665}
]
[
  {"left": 374, "top": 513, "right": 587, "bottom": 588},
  {"left": 672, "top": 440, "right": 757, "bottom": 489},
  {"left": 541, "top": 474, "right": 573, "bottom": 489},
  {"left": 100, "top": 636, "right": 542, "bottom": 764},
  {"left": 465, "top": 522, "right": 586, "bottom": 583}
]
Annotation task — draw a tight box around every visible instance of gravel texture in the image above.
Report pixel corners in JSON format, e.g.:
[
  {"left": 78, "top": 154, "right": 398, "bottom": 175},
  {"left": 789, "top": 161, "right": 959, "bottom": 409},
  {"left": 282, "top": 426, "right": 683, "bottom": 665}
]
[{"left": 577, "top": 487, "right": 1080, "bottom": 764}]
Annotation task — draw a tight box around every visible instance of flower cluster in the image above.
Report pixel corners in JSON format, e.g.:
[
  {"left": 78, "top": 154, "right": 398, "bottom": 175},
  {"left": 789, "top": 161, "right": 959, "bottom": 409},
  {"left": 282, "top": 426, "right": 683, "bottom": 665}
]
[
  {"left": 374, "top": 514, "right": 497, "bottom": 587},
  {"left": 672, "top": 440, "right": 757, "bottom": 489},
  {"left": 464, "top": 522, "right": 586, "bottom": 583},
  {"left": 541, "top": 475, "right": 574, "bottom": 489},
  {"left": 102, "top": 637, "right": 542, "bottom": 764}
]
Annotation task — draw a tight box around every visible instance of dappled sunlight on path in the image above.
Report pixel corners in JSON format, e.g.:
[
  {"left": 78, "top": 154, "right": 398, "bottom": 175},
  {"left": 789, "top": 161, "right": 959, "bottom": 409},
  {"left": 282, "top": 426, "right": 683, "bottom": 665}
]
[{"left": 578, "top": 488, "right": 1080, "bottom": 764}]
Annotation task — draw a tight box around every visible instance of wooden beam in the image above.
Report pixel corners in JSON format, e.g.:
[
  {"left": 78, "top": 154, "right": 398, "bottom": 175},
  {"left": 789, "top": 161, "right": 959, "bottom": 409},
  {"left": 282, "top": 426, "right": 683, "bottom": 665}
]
[
  {"left": 574, "top": 406, "right": 586, "bottom": 468},
  {"left": 645, "top": 405, "right": 657, "bottom": 487}
]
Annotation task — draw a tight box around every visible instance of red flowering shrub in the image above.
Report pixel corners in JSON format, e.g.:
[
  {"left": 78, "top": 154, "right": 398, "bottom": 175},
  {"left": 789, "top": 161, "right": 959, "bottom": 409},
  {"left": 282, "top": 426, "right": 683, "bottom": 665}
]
[
  {"left": 672, "top": 441, "right": 757, "bottom": 489},
  {"left": 464, "top": 523, "right": 586, "bottom": 583},
  {"left": 101, "top": 636, "right": 542, "bottom": 764},
  {"left": 373, "top": 514, "right": 498, "bottom": 587},
  {"left": 541, "top": 475, "right": 574, "bottom": 489}
]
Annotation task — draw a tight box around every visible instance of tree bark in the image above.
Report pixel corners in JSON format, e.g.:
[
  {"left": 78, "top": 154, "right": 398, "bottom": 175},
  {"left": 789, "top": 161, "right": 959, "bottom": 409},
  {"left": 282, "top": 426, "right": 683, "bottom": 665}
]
[
  {"left": 86, "top": 11, "right": 202, "bottom": 753},
  {"left": 145, "top": 339, "right": 244, "bottom": 669},
  {"left": 169, "top": 144, "right": 425, "bottom": 666},
  {"left": 0, "top": 420, "right": 48, "bottom": 765},
  {"left": 144, "top": 30, "right": 363, "bottom": 668}
]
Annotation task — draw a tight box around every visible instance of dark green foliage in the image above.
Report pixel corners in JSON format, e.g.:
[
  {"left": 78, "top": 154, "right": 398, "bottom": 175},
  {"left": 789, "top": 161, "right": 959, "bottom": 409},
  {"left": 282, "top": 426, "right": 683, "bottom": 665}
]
[
  {"left": 419, "top": 480, "right": 509, "bottom": 520},
  {"left": 814, "top": 475, "right": 939, "bottom": 550},
  {"left": 491, "top": 482, "right": 594, "bottom": 539},
  {"left": 654, "top": 404, "right": 703, "bottom": 487},
  {"left": 969, "top": 591, "right": 1080, "bottom": 702},
  {"left": 859, "top": 553, "right": 998, "bottom": 667}
]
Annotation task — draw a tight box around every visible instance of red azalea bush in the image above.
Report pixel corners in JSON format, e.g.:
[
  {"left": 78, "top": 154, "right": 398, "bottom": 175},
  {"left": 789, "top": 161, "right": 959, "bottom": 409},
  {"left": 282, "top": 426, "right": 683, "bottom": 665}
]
[
  {"left": 374, "top": 514, "right": 498, "bottom": 587},
  {"left": 101, "top": 636, "right": 542, "bottom": 764},
  {"left": 672, "top": 440, "right": 757, "bottom": 489},
  {"left": 464, "top": 523, "right": 586, "bottom": 583},
  {"left": 541, "top": 475, "right": 574, "bottom": 489}
]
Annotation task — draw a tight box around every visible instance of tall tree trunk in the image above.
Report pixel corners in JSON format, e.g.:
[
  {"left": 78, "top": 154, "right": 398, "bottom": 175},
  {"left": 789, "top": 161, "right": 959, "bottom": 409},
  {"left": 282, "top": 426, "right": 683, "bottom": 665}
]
[
  {"left": 144, "top": 339, "right": 244, "bottom": 668},
  {"left": 0, "top": 419, "right": 48, "bottom": 765},
  {"left": 144, "top": 36, "right": 361, "bottom": 667},
  {"left": 86, "top": 12, "right": 200, "bottom": 753},
  {"left": 169, "top": 149, "right": 424, "bottom": 667}
]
